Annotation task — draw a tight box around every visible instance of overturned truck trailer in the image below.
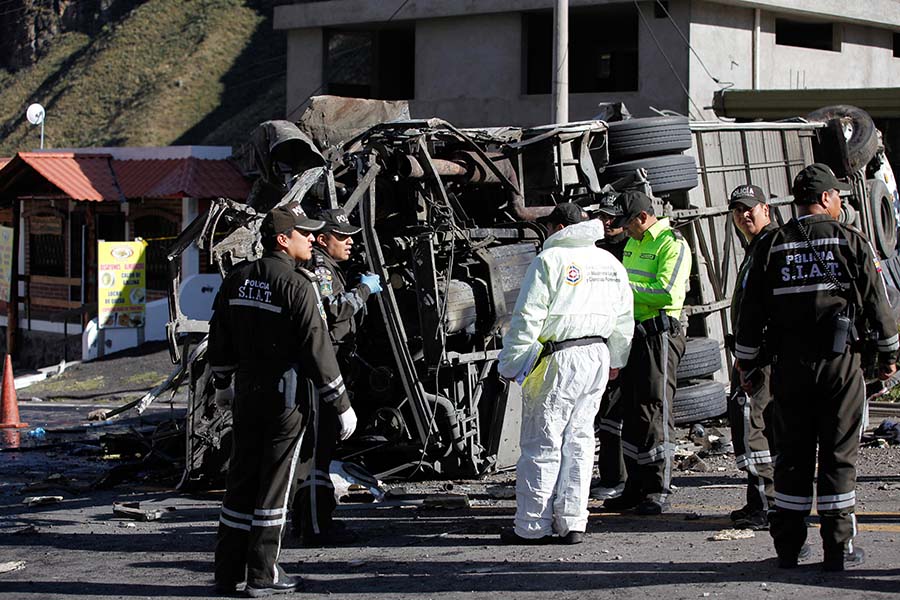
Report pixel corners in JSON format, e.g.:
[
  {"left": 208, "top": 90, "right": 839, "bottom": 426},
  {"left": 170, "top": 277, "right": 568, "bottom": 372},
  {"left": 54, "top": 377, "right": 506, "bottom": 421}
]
[
  {"left": 167, "top": 101, "right": 900, "bottom": 487},
  {"left": 167, "top": 116, "right": 612, "bottom": 485}
]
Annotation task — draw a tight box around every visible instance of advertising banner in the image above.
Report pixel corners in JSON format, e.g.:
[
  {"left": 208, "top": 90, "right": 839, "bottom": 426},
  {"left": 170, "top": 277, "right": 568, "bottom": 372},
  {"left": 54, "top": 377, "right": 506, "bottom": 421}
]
[{"left": 97, "top": 240, "right": 147, "bottom": 329}]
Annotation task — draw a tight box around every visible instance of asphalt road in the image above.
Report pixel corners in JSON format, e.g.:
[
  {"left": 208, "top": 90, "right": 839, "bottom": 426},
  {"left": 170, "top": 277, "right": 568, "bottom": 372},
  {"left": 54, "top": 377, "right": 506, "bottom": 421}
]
[{"left": 1, "top": 401, "right": 899, "bottom": 600}]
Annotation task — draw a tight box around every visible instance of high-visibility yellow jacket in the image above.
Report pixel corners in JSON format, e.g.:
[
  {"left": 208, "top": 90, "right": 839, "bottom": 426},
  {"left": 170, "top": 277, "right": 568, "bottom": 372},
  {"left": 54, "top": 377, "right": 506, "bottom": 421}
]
[{"left": 622, "top": 217, "right": 691, "bottom": 323}]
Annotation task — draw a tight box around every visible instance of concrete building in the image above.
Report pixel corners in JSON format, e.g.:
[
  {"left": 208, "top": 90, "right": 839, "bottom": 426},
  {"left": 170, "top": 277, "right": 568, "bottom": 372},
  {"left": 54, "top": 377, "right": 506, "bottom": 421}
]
[{"left": 275, "top": 0, "right": 900, "bottom": 127}]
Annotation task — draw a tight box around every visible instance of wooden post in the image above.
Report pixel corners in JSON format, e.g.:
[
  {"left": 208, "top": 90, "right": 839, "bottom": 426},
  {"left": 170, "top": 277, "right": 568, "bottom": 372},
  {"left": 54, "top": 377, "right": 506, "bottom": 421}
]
[
  {"left": 6, "top": 199, "right": 20, "bottom": 358},
  {"left": 83, "top": 203, "right": 96, "bottom": 329}
]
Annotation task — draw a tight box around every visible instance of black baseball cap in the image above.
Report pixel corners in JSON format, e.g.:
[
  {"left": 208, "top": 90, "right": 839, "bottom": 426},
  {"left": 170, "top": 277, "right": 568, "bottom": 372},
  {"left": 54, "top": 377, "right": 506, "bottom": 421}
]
[
  {"left": 611, "top": 190, "right": 653, "bottom": 228},
  {"left": 260, "top": 201, "right": 325, "bottom": 238},
  {"left": 596, "top": 192, "right": 624, "bottom": 218},
  {"left": 538, "top": 202, "right": 588, "bottom": 226},
  {"left": 728, "top": 184, "right": 767, "bottom": 209},
  {"left": 315, "top": 208, "right": 362, "bottom": 236},
  {"left": 792, "top": 163, "right": 851, "bottom": 204}
]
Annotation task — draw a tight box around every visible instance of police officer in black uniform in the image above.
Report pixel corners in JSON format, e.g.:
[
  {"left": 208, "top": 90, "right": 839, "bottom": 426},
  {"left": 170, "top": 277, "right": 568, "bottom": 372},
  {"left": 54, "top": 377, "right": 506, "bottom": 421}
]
[
  {"left": 591, "top": 193, "right": 628, "bottom": 501},
  {"left": 735, "top": 164, "right": 898, "bottom": 571},
  {"left": 725, "top": 184, "right": 778, "bottom": 530},
  {"left": 209, "top": 201, "right": 358, "bottom": 596},
  {"left": 293, "top": 207, "right": 382, "bottom": 546}
]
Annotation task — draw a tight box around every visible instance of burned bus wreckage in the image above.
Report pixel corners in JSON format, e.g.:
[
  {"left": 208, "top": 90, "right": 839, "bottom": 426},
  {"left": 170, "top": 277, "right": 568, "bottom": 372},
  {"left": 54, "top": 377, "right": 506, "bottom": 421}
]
[{"left": 164, "top": 98, "right": 900, "bottom": 486}]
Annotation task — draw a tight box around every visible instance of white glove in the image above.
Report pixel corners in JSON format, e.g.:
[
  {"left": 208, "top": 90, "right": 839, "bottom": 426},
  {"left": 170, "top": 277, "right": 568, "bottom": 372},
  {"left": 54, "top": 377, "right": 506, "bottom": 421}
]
[
  {"left": 337, "top": 406, "right": 357, "bottom": 440},
  {"left": 214, "top": 386, "right": 234, "bottom": 411}
]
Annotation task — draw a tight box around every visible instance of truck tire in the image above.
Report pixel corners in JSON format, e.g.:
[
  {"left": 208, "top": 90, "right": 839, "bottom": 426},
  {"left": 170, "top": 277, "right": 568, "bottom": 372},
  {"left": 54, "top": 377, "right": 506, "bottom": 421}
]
[
  {"left": 868, "top": 179, "right": 898, "bottom": 258},
  {"left": 806, "top": 105, "right": 878, "bottom": 174},
  {"left": 676, "top": 337, "right": 722, "bottom": 381},
  {"left": 673, "top": 380, "right": 727, "bottom": 426},
  {"left": 603, "top": 154, "right": 698, "bottom": 194},
  {"left": 607, "top": 116, "right": 693, "bottom": 161}
]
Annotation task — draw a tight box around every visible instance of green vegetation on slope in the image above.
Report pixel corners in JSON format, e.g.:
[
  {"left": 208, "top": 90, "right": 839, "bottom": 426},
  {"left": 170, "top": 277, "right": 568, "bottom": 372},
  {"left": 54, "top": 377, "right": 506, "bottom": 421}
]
[{"left": 0, "top": 0, "right": 285, "bottom": 155}]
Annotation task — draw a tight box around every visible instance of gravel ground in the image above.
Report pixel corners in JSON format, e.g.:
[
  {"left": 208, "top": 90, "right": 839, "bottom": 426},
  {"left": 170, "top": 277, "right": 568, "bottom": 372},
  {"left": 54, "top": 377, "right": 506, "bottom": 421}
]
[{"left": 1, "top": 398, "right": 900, "bottom": 600}]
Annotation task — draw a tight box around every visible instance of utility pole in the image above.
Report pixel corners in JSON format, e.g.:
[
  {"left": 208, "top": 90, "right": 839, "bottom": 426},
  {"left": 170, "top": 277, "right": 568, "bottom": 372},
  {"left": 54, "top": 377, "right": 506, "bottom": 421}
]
[{"left": 552, "top": 0, "right": 569, "bottom": 124}]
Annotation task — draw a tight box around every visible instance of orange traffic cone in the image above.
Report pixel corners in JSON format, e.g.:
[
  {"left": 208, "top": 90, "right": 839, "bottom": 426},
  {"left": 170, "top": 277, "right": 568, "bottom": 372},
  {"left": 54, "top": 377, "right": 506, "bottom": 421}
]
[{"left": 0, "top": 354, "right": 27, "bottom": 429}]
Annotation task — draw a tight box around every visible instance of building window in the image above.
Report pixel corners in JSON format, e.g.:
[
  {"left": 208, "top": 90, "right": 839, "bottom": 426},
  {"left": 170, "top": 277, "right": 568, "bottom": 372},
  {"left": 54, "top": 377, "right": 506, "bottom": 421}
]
[
  {"left": 29, "top": 215, "right": 65, "bottom": 277},
  {"left": 894, "top": 32, "right": 900, "bottom": 58},
  {"left": 324, "top": 26, "right": 415, "bottom": 100},
  {"left": 523, "top": 6, "right": 638, "bottom": 95},
  {"left": 775, "top": 18, "right": 838, "bottom": 52}
]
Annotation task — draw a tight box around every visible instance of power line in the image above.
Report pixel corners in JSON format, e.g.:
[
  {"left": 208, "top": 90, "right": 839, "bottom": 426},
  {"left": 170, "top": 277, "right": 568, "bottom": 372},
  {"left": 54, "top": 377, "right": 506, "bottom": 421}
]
[
  {"left": 632, "top": 0, "right": 703, "bottom": 120},
  {"left": 653, "top": 0, "right": 733, "bottom": 89}
]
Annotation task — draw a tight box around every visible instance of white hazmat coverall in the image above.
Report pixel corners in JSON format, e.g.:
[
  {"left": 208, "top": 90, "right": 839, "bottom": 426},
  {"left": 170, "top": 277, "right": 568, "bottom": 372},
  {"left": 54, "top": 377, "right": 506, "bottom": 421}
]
[{"left": 499, "top": 219, "right": 634, "bottom": 538}]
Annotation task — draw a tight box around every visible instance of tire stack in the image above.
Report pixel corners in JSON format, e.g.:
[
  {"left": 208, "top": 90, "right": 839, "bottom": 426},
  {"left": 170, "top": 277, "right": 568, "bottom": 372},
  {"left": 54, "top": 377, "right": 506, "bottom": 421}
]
[
  {"left": 599, "top": 116, "right": 698, "bottom": 194},
  {"left": 672, "top": 337, "right": 727, "bottom": 426}
]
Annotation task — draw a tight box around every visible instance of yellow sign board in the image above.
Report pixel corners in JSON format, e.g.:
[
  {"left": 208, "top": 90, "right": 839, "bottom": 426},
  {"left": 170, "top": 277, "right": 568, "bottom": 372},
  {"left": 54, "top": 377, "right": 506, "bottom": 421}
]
[{"left": 98, "top": 240, "right": 147, "bottom": 329}]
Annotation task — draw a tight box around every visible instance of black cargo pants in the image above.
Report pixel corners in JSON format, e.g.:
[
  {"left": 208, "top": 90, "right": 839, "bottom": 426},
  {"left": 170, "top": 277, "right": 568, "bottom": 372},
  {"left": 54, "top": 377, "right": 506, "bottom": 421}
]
[
  {"left": 292, "top": 381, "right": 339, "bottom": 540},
  {"left": 595, "top": 383, "right": 625, "bottom": 486},
  {"left": 620, "top": 319, "right": 686, "bottom": 504},
  {"left": 769, "top": 349, "right": 864, "bottom": 561},
  {"left": 215, "top": 373, "right": 305, "bottom": 587},
  {"left": 727, "top": 365, "right": 775, "bottom": 512}
]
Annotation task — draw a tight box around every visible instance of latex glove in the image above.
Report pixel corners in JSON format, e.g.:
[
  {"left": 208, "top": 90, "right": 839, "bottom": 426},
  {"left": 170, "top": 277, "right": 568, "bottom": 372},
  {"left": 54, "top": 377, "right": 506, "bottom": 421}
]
[
  {"left": 338, "top": 406, "right": 358, "bottom": 440},
  {"left": 214, "top": 385, "right": 234, "bottom": 411},
  {"left": 360, "top": 273, "right": 383, "bottom": 294}
]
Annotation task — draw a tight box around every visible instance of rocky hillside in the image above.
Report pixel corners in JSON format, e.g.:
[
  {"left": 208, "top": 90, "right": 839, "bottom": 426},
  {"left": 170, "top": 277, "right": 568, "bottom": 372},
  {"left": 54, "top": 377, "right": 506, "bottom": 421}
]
[{"left": 0, "top": 0, "right": 287, "bottom": 155}]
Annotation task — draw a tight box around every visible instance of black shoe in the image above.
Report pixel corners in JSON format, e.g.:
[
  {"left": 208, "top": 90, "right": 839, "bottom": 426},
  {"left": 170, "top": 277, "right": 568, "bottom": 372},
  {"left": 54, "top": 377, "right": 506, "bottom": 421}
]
[
  {"left": 634, "top": 499, "right": 668, "bottom": 516},
  {"left": 729, "top": 504, "right": 753, "bottom": 522},
  {"left": 732, "top": 509, "right": 768, "bottom": 530},
  {"left": 824, "top": 546, "right": 865, "bottom": 572},
  {"left": 245, "top": 565, "right": 301, "bottom": 598},
  {"left": 777, "top": 543, "right": 812, "bottom": 569},
  {"left": 603, "top": 493, "right": 644, "bottom": 511},
  {"left": 499, "top": 527, "right": 553, "bottom": 545},
  {"left": 558, "top": 531, "right": 584, "bottom": 545}
]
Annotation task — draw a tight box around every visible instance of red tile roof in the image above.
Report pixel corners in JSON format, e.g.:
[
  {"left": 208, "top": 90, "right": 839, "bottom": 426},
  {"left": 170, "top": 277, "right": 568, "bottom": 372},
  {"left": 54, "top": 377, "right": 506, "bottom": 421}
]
[
  {"left": 115, "top": 157, "right": 249, "bottom": 199},
  {"left": 17, "top": 152, "right": 121, "bottom": 201},
  {"left": 0, "top": 152, "right": 249, "bottom": 202}
]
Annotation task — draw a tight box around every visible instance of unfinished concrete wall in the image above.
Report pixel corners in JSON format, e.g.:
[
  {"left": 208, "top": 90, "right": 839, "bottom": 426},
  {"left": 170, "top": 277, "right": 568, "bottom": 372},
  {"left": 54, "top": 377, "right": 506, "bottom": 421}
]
[{"left": 690, "top": 0, "right": 900, "bottom": 120}]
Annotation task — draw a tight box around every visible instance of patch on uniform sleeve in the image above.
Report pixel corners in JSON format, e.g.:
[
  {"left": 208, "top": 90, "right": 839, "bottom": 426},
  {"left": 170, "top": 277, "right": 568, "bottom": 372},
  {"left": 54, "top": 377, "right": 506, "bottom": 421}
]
[
  {"left": 315, "top": 266, "right": 334, "bottom": 296},
  {"left": 565, "top": 263, "right": 583, "bottom": 286}
]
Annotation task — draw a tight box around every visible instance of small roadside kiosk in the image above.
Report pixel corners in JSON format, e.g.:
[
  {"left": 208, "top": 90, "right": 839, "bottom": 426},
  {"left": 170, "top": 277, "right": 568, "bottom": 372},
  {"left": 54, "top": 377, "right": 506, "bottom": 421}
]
[{"left": 0, "top": 147, "right": 249, "bottom": 366}]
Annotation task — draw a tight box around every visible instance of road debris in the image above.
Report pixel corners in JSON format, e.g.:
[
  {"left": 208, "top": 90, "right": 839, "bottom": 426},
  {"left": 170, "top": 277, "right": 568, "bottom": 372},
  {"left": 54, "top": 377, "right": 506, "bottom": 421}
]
[
  {"left": 709, "top": 529, "right": 755, "bottom": 541},
  {"left": 112, "top": 501, "right": 165, "bottom": 521},
  {"left": 0, "top": 561, "right": 25, "bottom": 574},
  {"left": 23, "top": 495, "right": 63, "bottom": 507}
]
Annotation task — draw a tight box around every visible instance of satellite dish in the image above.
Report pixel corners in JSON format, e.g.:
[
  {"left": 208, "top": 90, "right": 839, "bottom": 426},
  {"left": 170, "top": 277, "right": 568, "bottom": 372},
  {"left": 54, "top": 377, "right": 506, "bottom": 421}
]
[{"left": 26, "top": 103, "right": 45, "bottom": 125}]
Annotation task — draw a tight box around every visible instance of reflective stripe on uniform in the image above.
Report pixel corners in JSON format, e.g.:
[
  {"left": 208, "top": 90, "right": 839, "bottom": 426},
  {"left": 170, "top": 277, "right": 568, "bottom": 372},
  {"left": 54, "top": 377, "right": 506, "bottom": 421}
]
[
  {"left": 228, "top": 299, "right": 282, "bottom": 313},
  {"left": 770, "top": 238, "right": 848, "bottom": 252},
  {"left": 735, "top": 450, "right": 772, "bottom": 469},
  {"left": 772, "top": 283, "right": 848, "bottom": 296},
  {"left": 734, "top": 343, "right": 759, "bottom": 360},
  {"left": 774, "top": 492, "right": 813, "bottom": 511},
  {"left": 877, "top": 334, "right": 899, "bottom": 351},
  {"left": 219, "top": 515, "right": 252, "bottom": 531},
  {"left": 597, "top": 418, "right": 623, "bottom": 436},
  {"left": 817, "top": 491, "right": 856, "bottom": 511}
]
